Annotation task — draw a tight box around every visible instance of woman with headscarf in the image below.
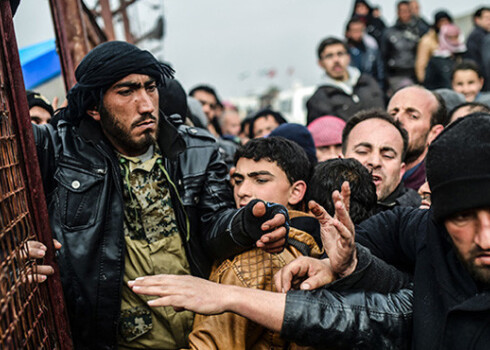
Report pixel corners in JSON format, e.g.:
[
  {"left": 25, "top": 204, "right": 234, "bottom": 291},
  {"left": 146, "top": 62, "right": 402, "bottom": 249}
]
[
  {"left": 415, "top": 10, "right": 453, "bottom": 83},
  {"left": 423, "top": 23, "right": 467, "bottom": 90}
]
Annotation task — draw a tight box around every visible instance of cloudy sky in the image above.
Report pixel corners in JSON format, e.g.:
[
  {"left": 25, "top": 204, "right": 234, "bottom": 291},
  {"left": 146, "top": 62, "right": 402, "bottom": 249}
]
[{"left": 14, "top": 0, "right": 482, "bottom": 100}]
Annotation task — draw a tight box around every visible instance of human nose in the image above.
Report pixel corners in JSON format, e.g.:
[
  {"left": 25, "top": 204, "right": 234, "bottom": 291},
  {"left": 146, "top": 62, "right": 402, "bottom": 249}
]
[
  {"left": 236, "top": 179, "right": 253, "bottom": 200},
  {"left": 366, "top": 152, "right": 381, "bottom": 169},
  {"left": 136, "top": 90, "right": 155, "bottom": 115},
  {"left": 475, "top": 211, "right": 490, "bottom": 250}
]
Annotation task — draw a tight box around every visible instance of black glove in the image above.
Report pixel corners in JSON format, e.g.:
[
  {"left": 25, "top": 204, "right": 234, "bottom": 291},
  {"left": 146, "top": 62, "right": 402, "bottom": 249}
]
[{"left": 230, "top": 199, "right": 290, "bottom": 247}]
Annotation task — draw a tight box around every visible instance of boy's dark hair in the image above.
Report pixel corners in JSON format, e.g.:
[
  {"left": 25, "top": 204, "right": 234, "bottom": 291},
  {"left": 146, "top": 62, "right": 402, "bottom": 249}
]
[
  {"left": 317, "top": 37, "right": 349, "bottom": 59},
  {"left": 249, "top": 108, "right": 287, "bottom": 138},
  {"left": 234, "top": 137, "right": 311, "bottom": 186},
  {"left": 449, "top": 102, "right": 490, "bottom": 122},
  {"left": 188, "top": 84, "right": 223, "bottom": 107},
  {"left": 451, "top": 60, "right": 483, "bottom": 80},
  {"left": 308, "top": 158, "right": 377, "bottom": 224},
  {"left": 342, "top": 109, "right": 409, "bottom": 161}
]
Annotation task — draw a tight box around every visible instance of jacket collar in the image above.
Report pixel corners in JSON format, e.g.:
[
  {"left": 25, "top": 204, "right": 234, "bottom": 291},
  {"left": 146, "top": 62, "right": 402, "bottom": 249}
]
[{"left": 77, "top": 113, "right": 186, "bottom": 160}]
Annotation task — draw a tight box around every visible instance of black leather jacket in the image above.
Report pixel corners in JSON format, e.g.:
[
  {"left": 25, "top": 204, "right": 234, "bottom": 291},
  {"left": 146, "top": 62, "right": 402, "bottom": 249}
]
[
  {"left": 33, "top": 115, "right": 243, "bottom": 349},
  {"left": 282, "top": 288, "right": 413, "bottom": 349}
]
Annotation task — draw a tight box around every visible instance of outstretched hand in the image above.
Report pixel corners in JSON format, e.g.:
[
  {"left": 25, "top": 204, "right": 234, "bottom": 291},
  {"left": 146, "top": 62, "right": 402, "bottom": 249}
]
[
  {"left": 252, "top": 201, "right": 288, "bottom": 253},
  {"left": 309, "top": 181, "right": 357, "bottom": 277},
  {"left": 274, "top": 256, "right": 335, "bottom": 292},
  {"left": 129, "top": 274, "right": 229, "bottom": 314}
]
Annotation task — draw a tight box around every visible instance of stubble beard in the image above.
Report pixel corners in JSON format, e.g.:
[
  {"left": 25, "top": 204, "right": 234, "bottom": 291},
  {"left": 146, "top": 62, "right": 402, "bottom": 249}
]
[
  {"left": 455, "top": 246, "right": 490, "bottom": 288},
  {"left": 99, "top": 103, "right": 158, "bottom": 156},
  {"left": 404, "top": 132, "right": 429, "bottom": 165}
]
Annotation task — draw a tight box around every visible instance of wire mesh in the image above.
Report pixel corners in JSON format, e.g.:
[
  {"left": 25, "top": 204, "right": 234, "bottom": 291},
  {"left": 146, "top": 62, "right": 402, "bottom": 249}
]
[{"left": 0, "top": 57, "right": 58, "bottom": 349}]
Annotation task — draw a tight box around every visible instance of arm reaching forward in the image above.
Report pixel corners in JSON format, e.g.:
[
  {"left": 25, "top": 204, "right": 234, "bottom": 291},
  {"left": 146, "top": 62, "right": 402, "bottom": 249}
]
[{"left": 128, "top": 274, "right": 287, "bottom": 332}]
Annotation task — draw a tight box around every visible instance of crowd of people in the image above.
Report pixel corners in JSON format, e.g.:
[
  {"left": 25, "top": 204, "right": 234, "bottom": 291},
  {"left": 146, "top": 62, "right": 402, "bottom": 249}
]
[{"left": 22, "top": 0, "right": 490, "bottom": 349}]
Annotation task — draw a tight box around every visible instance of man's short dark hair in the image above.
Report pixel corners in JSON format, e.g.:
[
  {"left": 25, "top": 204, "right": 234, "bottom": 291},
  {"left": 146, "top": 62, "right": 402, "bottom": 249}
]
[
  {"left": 345, "top": 16, "right": 365, "bottom": 33},
  {"left": 307, "top": 158, "right": 377, "bottom": 224},
  {"left": 317, "top": 37, "right": 349, "bottom": 60},
  {"left": 342, "top": 109, "right": 409, "bottom": 161},
  {"left": 188, "top": 84, "right": 222, "bottom": 107},
  {"left": 397, "top": 0, "right": 410, "bottom": 10},
  {"left": 233, "top": 137, "right": 311, "bottom": 186},
  {"left": 249, "top": 108, "right": 287, "bottom": 138},
  {"left": 474, "top": 7, "right": 490, "bottom": 21},
  {"left": 449, "top": 102, "right": 490, "bottom": 121},
  {"left": 451, "top": 60, "right": 483, "bottom": 80},
  {"left": 430, "top": 91, "right": 449, "bottom": 127}
]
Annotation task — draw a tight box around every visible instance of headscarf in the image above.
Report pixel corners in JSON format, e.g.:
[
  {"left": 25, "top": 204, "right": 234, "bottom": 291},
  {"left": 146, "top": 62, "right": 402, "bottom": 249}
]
[
  {"left": 434, "top": 24, "right": 466, "bottom": 57},
  {"left": 62, "top": 41, "right": 174, "bottom": 124}
]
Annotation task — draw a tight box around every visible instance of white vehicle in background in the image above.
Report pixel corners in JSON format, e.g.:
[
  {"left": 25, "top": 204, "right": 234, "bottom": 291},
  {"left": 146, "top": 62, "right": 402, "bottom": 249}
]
[{"left": 272, "top": 84, "right": 315, "bottom": 125}]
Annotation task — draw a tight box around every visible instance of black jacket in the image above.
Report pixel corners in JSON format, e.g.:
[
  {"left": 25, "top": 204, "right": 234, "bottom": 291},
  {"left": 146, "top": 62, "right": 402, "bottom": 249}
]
[
  {"left": 33, "top": 115, "right": 247, "bottom": 349},
  {"left": 281, "top": 208, "right": 490, "bottom": 349},
  {"left": 306, "top": 73, "right": 384, "bottom": 124},
  {"left": 356, "top": 208, "right": 490, "bottom": 349},
  {"left": 376, "top": 182, "right": 421, "bottom": 212},
  {"left": 281, "top": 243, "right": 413, "bottom": 348},
  {"left": 381, "top": 20, "right": 420, "bottom": 76}
]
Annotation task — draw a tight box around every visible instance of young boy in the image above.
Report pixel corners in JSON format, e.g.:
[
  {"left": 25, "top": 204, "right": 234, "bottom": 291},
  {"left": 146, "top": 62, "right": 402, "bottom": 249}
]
[
  {"left": 188, "top": 137, "right": 321, "bottom": 349},
  {"left": 451, "top": 60, "right": 490, "bottom": 103}
]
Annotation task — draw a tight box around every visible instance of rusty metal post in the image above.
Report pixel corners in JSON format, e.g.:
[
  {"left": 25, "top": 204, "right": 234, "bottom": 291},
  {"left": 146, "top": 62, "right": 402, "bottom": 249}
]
[
  {"left": 99, "top": 0, "right": 115, "bottom": 41},
  {"left": 49, "top": 0, "right": 90, "bottom": 91},
  {"left": 0, "top": 1, "right": 73, "bottom": 348},
  {"left": 119, "top": 0, "right": 134, "bottom": 43}
]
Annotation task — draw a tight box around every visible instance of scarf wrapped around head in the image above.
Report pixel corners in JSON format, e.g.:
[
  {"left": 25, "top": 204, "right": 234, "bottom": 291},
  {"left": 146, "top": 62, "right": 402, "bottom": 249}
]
[
  {"left": 434, "top": 24, "right": 466, "bottom": 57},
  {"left": 62, "top": 41, "right": 174, "bottom": 124}
]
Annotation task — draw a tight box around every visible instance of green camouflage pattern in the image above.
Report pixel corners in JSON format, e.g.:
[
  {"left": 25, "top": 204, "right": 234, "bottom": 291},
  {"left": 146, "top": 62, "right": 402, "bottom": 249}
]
[
  {"left": 119, "top": 306, "right": 153, "bottom": 343},
  {"left": 116, "top": 146, "right": 193, "bottom": 348},
  {"left": 119, "top": 147, "right": 180, "bottom": 243}
]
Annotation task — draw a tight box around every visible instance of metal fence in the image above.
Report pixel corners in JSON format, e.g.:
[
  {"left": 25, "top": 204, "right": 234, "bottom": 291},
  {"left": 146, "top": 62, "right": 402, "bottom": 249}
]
[
  {"left": 0, "top": 1, "right": 72, "bottom": 348},
  {"left": 0, "top": 87, "right": 56, "bottom": 348}
]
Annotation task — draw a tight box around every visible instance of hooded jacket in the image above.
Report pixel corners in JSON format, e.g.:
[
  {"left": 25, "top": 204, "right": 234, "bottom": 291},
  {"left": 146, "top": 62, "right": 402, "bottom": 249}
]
[
  {"left": 33, "top": 114, "right": 245, "bottom": 349},
  {"left": 306, "top": 67, "right": 384, "bottom": 124}
]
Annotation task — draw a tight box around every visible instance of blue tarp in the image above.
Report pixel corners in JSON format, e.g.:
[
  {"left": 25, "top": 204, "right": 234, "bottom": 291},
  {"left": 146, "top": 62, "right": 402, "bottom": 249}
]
[{"left": 19, "top": 39, "right": 61, "bottom": 89}]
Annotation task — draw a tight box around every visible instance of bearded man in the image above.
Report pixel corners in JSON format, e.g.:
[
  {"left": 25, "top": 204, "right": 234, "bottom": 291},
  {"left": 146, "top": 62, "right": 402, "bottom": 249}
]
[{"left": 31, "top": 41, "right": 289, "bottom": 349}]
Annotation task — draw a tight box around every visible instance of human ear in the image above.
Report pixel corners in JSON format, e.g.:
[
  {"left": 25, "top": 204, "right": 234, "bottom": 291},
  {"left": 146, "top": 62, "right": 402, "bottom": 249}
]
[
  {"left": 427, "top": 124, "right": 444, "bottom": 145},
  {"left": 86, "top": 108, "right": 101, "bottom": 121},
  {"left": 288, "top": 180, "right": 307, "bottom": 206}
]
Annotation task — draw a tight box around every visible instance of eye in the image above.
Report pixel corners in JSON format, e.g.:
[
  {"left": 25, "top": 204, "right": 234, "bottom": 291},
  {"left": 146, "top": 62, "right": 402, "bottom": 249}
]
[
  {"left": 256, "top": 178, "right": 269, "bottom": 184},
  {"left": 448, "top": 210, "right": 476, "bottom": 225},
  {"left": 409, "top": 114, "right": 419, "bottom": 120},
  {"left": 118, "top": 89, "right": 132, "bottom": 96},
  {"left": 233, "top": 178, "right": 243, "bottom": 185},
  {"left": 146, "top": 84, "right": 157, "bottom": 93}
]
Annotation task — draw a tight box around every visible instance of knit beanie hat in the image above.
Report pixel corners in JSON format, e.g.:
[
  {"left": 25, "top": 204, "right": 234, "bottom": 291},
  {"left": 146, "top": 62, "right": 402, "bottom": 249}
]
[
  {"left": 307, "top": 116, "right": 346, "bottom": 148},
  {"left": 26, "top": 90, "right": 54, "bottom": 116},
  {"left": 269, "top": 123, "right": 318, "bottom": 165},
  {"left": 427, "top": 113, "right": 490, "bottom": 221}
]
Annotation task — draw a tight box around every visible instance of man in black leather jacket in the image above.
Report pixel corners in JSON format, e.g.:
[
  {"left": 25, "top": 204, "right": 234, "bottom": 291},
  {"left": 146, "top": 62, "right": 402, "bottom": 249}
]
[{"left": 31, "top": 41, "right": 289, "bottom": 349}]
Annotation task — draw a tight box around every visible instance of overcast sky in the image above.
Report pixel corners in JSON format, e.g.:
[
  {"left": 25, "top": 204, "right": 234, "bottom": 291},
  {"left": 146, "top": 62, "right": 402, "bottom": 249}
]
[{"left": 14, "top": 0, "right": 482, "bottom": 100}]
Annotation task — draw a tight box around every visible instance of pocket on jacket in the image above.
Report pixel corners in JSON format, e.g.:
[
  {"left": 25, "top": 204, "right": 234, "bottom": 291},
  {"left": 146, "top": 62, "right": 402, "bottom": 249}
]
[{"left": 55, "top": 163, "right": 104, "bottom": 230}]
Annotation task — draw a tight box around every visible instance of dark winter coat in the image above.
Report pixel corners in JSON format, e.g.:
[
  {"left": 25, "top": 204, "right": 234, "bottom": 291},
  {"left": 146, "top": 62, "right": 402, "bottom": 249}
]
[
  {"left": 306, "top": 73, "right": 384, "bottom": 124},
  {"left": 356, "top": 208, "right": 490, "bottom": 349}
]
